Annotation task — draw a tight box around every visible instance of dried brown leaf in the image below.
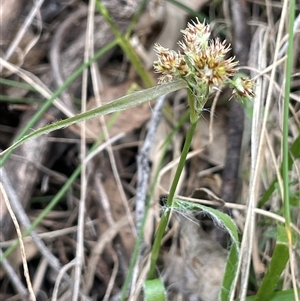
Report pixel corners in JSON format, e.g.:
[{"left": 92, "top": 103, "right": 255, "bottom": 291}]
[{"left": 180, "top": 217, "right": 228, "bottom": 301}]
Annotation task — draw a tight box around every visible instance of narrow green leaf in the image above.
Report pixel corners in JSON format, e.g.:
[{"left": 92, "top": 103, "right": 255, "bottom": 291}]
[
  {"left": 220, "top": 244, "right": 239, "bottom": 301},
  {"left": 193, "top": 205, "right": 240, "bottom": 301},
  {"left": 172, "top": 199, "right": 240, "bottom": 301},
  {"left": 174, "top": 200, "right": 240, "bottom": 246},
  {"left": 254, "top": 224, "right": 290, "bottom": 301},
  {"left": 0, "top": 78, "right": 37, "bottom": 91},
  {"left": 0, "top": 95, "right": 42, "bottom": 104},
  {"left": 0, "top": 80, "right": 187, "bottom": 158},
  {"left": 237, "top": 288, "right": 300, "bottom": 301},
  {"left": 148, "top": 120, "right": 198, "bottom": 279}
]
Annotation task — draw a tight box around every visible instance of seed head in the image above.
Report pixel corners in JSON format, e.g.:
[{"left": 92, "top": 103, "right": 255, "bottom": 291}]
[
  {"left": 180, "top": 19, "right": 210, "bottom": 52},
  {"left": 153, "top": 18, "right": 255, "bottom": 103},
  {"left": 153, "top": 44, "right": 190, "bottom": 83},
  {"left": 231, "top": 77, "right": 255, "bottom": 102}
]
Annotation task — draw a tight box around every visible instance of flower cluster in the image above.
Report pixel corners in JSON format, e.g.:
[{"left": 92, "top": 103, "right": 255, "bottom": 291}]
[
  {"left": 153, "top": 18, "right": 255, "bottom": 105},
  {"left": 230, "top": 76, "right": 255, "bottom": 102}
]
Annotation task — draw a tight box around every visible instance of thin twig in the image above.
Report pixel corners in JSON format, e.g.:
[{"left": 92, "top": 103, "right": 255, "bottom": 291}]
[
  {"left": 32, "top": 256, "right": 48, "bottom": 295},
  {"left": 0, "top": 58, "right": 75, "bottom": 119},
  {"left": 0, "top": 167, "right": 60, "bottom": 271},
  {"left": 0, "top": 170, "right": 92, "bottom": 301},
  {"left": 135, "top": 95, "right": 166, "bottom": 231},
  {"left": 0, "top": 182, "right": 36, "bottom": 301},
  {"left": 157, "top": 149, "right": 203, "bottom": 194},
  {"left": 52, "top": 259, "right": 77, "bottom": 301},
  {"left": 83, "top": 173, "right": 130, "bottom": 294},
  {"left": 126, "top": 95, "right": 166, "bottom": 296},
  {"left": 0, "top": 248, "right": 29, "bottom": 300},
  {"left": 72, "top": 2, "right": 93, "bottom": 300},
  {"left": 95, "top": 175, "right": 115, "bottom": 226},
  {"left": 83, "top": 216, "right": 129, "bottom": 294},
  {"left": 0, "top": 219, "right": 97, "bottom": 248},
  {"left": 103, "top": 249, "right": 119, "bottom": 301},
  {"left": 1, "top": 0, "right": 44, "bottom": 67},
  {"left": 49, "top": 6, "right": 88, "bottom": 111}
]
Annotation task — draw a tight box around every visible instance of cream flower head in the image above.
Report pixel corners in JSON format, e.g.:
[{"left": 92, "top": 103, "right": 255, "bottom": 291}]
[{"left": 153, "top": 18, "right": 254, "bottom": 104}]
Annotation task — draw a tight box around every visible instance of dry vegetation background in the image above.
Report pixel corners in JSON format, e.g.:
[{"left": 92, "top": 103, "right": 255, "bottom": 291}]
[{"left": 0, "top": 0, "right": 299, "bottom": 301}]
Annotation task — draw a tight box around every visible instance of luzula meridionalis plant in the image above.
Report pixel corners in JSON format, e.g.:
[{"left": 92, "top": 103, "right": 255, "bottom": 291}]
[
  {"left": 147, "top": 18, "right": 255, "bottom": 289},
  {"left": 153, "top": 18, "right": 254, "bottom": 121}
]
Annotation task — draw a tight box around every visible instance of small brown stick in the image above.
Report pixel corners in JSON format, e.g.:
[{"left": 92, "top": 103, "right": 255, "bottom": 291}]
[
  {"left": 0, "top": 182, "right": 36, "bottom": 301},
  {"left": 136, "top": 95, "right": 166, "bottom": 231},
  {"left": 1, "top": 0, "right": 43, "bottom": 69},
  {"left": 49, "top": 5, "right": 88, "bottom": 111}
]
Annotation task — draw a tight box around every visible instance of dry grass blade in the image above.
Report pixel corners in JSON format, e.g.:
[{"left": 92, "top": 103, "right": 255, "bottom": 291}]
[
  {"left": 84, "top": 216, "right": 129, "bottom": 294},
  {"left": 72, "top": 1, "right": 95, "bottom": 299},
  {"left": 0, "top": 183, "right": 36, "bottom": 301},
  {"left": 1, "top": 0, "right": 43, "bottom": 68},
  {"left": 0, "top": 248, "right": 29, "bottom": 299}
]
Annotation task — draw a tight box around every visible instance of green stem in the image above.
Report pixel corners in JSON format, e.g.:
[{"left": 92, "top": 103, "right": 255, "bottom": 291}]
[
  {"left": 0, "top": 78, "right": 37, "bottom": 91},
  {"left": 283, "top": 0, "right": 295, "bottom": 247},
  {"left": 95, "top": 1, "right": 154, "bottom": 88},
  {"left": 125, "top": 0, "right": 148, "bottom": 38},
  {"left": 148, "top": 108, "right": 199, "bottom": 279},
  {"left": 187, "top": 88, "right": 198, "bottom": 124},
  {"left": 119, "top": 110, "right": 190, "bottom": 300}
]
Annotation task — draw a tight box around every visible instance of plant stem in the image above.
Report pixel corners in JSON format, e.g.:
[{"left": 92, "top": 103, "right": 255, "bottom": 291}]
[
  {"left": 148, "top": 101, "right": 199, "bottom": 279},
  {"left": 282, "top": 0, "right": 295, "bottom": 248},
  {"left": 95, "top": 0, "right": 154, "bottom": 88},
  {"left": 282, "top": 2, "right": 298, "bottom": 300}
]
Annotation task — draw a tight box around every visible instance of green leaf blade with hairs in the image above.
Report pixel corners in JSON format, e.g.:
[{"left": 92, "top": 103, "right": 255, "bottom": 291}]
[
  {"left": 0, "top": 80, "right": 187, "bottom": 159},
  {"left": 172, "top": 199, "right": 240, "bottom": 301}
]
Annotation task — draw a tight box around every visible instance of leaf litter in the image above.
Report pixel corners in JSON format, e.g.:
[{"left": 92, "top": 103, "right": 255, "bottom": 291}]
[{"left": 0, "top": 1, "right": 299, "bottom": 301}]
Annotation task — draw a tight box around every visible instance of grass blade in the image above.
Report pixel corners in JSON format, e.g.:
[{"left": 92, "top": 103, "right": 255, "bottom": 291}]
[
  {"left": 0, "top": 80, "right": 187, "bottom": 158},
  {"left": 254, "top": 225, "right": 290, "bottom": 301}
]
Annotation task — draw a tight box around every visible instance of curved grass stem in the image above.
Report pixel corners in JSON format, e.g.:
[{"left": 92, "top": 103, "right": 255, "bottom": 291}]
[{"left": 148, "top": 90, "right": 199, "bottom": 279}]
